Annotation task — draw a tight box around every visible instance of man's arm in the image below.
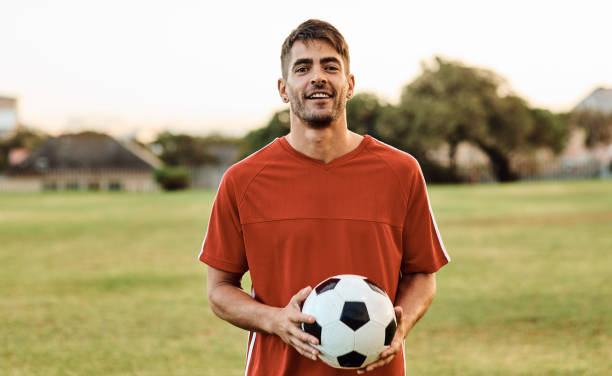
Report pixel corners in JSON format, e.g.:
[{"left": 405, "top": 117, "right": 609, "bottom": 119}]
[
  {"left": 206, "top": 265, "right": 320, "bottom": 360},
  {"left": 357, "top": 272, "right": 437, "bottom": 374}
]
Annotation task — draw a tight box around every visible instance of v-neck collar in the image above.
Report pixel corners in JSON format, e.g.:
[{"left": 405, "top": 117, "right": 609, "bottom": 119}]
[{"left": 277, "top": 134, "right": 371, "bottom": 170}]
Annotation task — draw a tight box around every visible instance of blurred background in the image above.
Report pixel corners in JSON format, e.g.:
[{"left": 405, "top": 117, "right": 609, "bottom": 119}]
[{"left": 1, "top": 1, "right": 610, "bottom": 375}]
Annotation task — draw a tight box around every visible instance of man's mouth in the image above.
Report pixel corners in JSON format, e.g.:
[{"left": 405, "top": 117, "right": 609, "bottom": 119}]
[{"left": 306, "top": 92, "right": 333, "bottom": 99}]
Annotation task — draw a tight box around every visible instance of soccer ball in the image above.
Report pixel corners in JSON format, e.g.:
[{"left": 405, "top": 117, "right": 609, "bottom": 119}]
[{"left": 301, "top": 274, "right": 397, "bottom": 369}]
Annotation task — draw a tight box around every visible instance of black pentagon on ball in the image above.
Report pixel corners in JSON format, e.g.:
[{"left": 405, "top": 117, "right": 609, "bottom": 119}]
[
  {"left": 364, "top": 278, "right": 386, "bottom": 296},
  {"left": 337, "top": 351, "right": 367, "bottom": 368},
  {"left": 384, "top": 318, "right": 397, "bottom": 346},
  {"left": 302, "top": 321, "right": 322, "bottom": 344},
  {"left": 315, "top": 278, "right": 340, "bottom": 294},
  {"left": 340, "top": 301, "right": 369, "bottom": 331}
]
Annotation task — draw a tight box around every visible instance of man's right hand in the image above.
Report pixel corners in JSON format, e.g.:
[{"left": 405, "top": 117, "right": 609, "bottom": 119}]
[{"left": 270, "top": 286, "right": 320, "bottom": 361}]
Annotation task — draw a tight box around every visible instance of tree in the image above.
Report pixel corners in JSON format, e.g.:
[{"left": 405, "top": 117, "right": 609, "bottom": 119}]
[
  {"left": 152, "top": 132, "right": 219, "bottom": 167},
  {"left": 238, "top": 109, "right": 290, "bottom": 160},
  {"left": 397, "top": 57, "right": 568, "bottom": 181},
  {"left": 346, "top": 93, "right": 382, "bottom": 138},
  {"left": 0, "top": 128, "right": 47, "bottom": 171},
  {"left": 375, "top": 103, "right": 464, "bottom": 183}
]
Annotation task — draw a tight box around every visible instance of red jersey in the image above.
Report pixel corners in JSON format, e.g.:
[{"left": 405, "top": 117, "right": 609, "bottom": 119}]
[{"left": 200, "top": 135, "right": 449, "bottom": 375}]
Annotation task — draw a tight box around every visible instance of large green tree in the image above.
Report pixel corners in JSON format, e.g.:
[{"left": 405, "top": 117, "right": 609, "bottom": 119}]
[
  {"left": 346, "top": 93, "right": 382, "bottom": 138},
  {"left": 397, "top": 57, "right": 568, "bottom": 181}
]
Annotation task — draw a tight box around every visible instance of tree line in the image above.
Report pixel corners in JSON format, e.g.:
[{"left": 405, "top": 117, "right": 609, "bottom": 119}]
[
  {"left": 2, "top": 57, "right": 611, "bottom": 183},
  {"left": 240, "top": 57, "right": 592, "bottom": 182}
]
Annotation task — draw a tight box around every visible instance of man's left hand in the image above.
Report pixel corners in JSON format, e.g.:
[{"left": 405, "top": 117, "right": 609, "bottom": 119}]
[{"left": 356, "top": 306, "right": 405, "bottom": 374}]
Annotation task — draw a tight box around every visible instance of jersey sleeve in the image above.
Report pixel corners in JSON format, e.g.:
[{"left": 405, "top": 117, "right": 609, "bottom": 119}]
[
  {"left": 401, "top": 159, "right": 450, "bottom": 274},
  {"left": 199, "top": 168, "right": 248, "bottom": 274}
]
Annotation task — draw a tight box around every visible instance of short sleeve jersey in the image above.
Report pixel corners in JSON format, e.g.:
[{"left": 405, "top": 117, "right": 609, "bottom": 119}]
[{"left": 200, "top": 135, "right": 449, "bottom": 376}]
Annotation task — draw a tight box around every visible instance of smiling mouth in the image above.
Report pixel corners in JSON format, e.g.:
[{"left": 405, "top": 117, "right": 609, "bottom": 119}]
[{"left": 306, "top": 92, "right": 333, "bottom": 99}]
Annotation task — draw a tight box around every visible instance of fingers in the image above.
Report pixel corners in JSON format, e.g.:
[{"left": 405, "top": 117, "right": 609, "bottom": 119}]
[
  {"left": 379, "top": 342, "right": 399, "bottom": 359},
  {"left": 291, "top": 323, "right": 319, "bottom": 346},
  {"left": 287, "top": 323, "right": 319, "bottom": 360},
  {"left": 357, "top": 328, "right": 403, "bottom": 374},
  {"left": 380, "top": 332, "right": 403, "bottom": 358},
  {"left": 291, "top": 312, "right": 316, "bottom": 324},
  {"left": 356, "top": 353, "right": 396, "bottom": 374},
  {"left": 358, "top": 343, "right": 399, "bottom": 374},
  {"left": 290, "top": 286, "right": 312, "bottom": 306},
  {"left": 290, "top": 334, "right": 319, "bottom": 360},
  {"left": 289, "top": 286, "right": 316, "bottom": 324}
]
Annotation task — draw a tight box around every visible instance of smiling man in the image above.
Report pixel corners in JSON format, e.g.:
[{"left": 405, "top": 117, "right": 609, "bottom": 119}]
[{"left": 200, "top": 19, "right": 449, "bottom": 375}]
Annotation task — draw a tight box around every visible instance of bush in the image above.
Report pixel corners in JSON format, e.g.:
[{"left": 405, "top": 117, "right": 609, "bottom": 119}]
[{"left": 154, "top": 166, "right": 190, "bottom": 191}]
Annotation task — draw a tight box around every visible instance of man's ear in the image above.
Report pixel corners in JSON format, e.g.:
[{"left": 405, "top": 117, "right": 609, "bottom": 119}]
[
  {"left": 346, "top": 73, "right": 355, "bottom": 99},
  {"left": 278, "top": 78, "right": 289, "bottom": 103}
]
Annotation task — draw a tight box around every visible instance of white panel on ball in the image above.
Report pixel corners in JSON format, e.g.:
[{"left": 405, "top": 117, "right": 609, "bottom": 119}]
[
  {"left": 312, "top": 291, "right": 344, "bottom": 326},
  {"left": 320, "top": 321, "right": 355, "bottom": 357},
  {"left": 364, "top": 291, "right": 395, "bottom": 326},
  {"left": 334, "top": 276, "right": 372, "bottom": 301},
  {"left": 354, "top": 321, "right": 386, "bottom": 355},
  {"left": 302, "top": 293, "right": 316, "bottom": 317},
  {"left": 363, "top": 353, "right": 381, "bottom": 368}
]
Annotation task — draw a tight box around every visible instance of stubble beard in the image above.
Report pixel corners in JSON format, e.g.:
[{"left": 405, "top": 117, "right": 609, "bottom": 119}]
[{"left": 291, "top": 87, "right": 347, "bottom": 130}]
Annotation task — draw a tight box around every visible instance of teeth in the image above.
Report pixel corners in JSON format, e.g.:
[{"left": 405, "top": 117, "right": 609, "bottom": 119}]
[{"left": 310, "top": 93, "right": 330, "bottom": 98}]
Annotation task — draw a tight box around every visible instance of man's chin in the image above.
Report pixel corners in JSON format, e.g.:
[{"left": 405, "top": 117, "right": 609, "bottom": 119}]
[
  {"left": 304, "top": 116, "right": 334, "bottom": 129},
  {"left": 300, "top": 109, "right": 339, "bottom": 129}
]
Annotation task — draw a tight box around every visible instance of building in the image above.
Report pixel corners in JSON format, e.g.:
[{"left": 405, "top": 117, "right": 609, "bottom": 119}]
[
  {"left": 189, "top": 142, "right": 240, "bottom": 189},
  {"left": 523, "top": 87, "right": 612, "bottom": 180},
  {"left": 6, "top": 131, "right": 162, "bottom": 191},
  {"left": 0, "top": 96, "right": 18, "bottom": 138},
  {"left": 565, "top": 87, "right": 612, "bottom": 178},
  {"left": 574, "top": 87, "right": 612, "bottom": 114}
]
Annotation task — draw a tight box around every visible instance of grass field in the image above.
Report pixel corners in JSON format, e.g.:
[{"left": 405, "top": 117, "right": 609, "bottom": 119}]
[{"left": 1, "top": 180, "right": 611, "bottom": 375}]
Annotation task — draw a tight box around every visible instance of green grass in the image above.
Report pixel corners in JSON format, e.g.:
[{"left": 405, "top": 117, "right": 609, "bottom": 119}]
[{"left": 1, "top": 180, "right": 611, "bottom": 375}]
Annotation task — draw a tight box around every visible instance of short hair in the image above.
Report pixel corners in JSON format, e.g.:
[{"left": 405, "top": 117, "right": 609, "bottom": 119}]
[{"left": 280, "top": 19, "right": 350, "bottom": 78}]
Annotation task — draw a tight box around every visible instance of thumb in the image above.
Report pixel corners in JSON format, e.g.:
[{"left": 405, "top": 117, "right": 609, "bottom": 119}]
[
  {"left": 394, "top": 306, "right": 403, "bottom": 321},
  {"left": 291, "top": 286, "right": 312, "bottom": 305}
]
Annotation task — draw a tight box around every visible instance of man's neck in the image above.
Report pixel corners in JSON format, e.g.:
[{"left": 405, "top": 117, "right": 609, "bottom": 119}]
[{"left": 285, "top": 117, "right": 364, "bottom": 164}]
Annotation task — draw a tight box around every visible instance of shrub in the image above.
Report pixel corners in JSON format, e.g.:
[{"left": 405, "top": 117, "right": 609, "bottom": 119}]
[{"left": 154, "top": 166, "right": 190, "bottom": 191}]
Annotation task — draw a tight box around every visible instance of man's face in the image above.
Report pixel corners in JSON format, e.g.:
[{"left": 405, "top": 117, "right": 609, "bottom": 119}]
[{"left": 279, "top": 40, "right": 354, "bottom": 129}]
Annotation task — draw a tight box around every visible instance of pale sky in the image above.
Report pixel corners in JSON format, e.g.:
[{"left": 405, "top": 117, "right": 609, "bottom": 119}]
[{"left": 1, "top": 0, "right": 610, "bottom": 140}]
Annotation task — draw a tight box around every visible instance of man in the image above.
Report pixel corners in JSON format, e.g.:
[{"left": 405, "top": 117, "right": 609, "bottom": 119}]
[{"left": 200, "top": 19, "right": 449, "bottom": 375}]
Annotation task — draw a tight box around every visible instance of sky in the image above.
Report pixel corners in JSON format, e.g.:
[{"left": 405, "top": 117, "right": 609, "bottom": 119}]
[{"left": 1, "top": 0, "right": 611, "bottom": 140}]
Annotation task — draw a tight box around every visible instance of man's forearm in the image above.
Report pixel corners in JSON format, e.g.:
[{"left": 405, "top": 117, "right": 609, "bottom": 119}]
[
  {"left": 395, "top": 272, "right": 437, "bottom": 335},
  {"left": 208, "top": 283, "right": 279, "bottom": 334},
  {"left": 207, "top": 277, "right": 321, "bottom": 360}
]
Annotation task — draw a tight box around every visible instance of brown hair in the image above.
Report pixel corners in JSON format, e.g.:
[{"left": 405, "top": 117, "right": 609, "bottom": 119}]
[{"left": 280, "top": 19, "right": 350, "bottom": 78}]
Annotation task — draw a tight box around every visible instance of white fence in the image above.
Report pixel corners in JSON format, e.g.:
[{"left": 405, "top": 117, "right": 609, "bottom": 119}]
[{"left": 0, "top": 169, "right": 159, "bottom": 192}]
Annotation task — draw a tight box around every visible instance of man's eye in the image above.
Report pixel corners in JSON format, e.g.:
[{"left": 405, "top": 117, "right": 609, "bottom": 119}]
[
  {"left": 296, "top": 67, "right": 308, "bottom": 73},
  {"left": 326, "top": 66, "right": 339, "bottom": 71}
]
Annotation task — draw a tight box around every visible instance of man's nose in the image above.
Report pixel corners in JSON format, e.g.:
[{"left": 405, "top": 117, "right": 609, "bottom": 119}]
[{"left": 311, "top": 68, "right": 327, "bottom": 85}]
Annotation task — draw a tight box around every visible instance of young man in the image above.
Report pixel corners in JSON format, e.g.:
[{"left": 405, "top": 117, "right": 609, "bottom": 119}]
[{"left": 200, "top": 19, "right": 449, "bottom": 375}]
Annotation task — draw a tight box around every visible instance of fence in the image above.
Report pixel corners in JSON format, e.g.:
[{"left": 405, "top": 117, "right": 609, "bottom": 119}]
[
  {"left": 0, "top": 169, "right": 159, "bottom": 192},
  {"left": 189, "top": 166, "right": 227, "bottom": 190},
  {"left": 1, "top": 159, "right": 609, "bottom": 193},
  {"left": 516, "top": 157, "right": 611, "bottom": 181}
]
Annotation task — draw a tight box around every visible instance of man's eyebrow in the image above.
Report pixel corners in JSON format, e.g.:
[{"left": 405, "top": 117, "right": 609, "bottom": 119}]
[
  {"left": 292, "top": 58, "right": 313, "bottom": 69},
  {"left": 320, "top": 57, "right": 341, "bottom": 65}
]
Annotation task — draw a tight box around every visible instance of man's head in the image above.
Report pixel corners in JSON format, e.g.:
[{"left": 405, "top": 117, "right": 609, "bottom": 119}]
[
  {"left": 278, "top": 20, "right": 354, "bottom": 129},
  {"left": 280, "top": 19, "right": 350, "bottom": 79}
]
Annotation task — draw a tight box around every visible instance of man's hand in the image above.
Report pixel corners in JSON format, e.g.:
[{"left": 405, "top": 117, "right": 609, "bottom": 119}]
[
  {"left": 270, "top": 286, "right": 320, "bottom": 361},
  {"left": 357, "top": 306, "right": 405, "bottom": 374}
]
